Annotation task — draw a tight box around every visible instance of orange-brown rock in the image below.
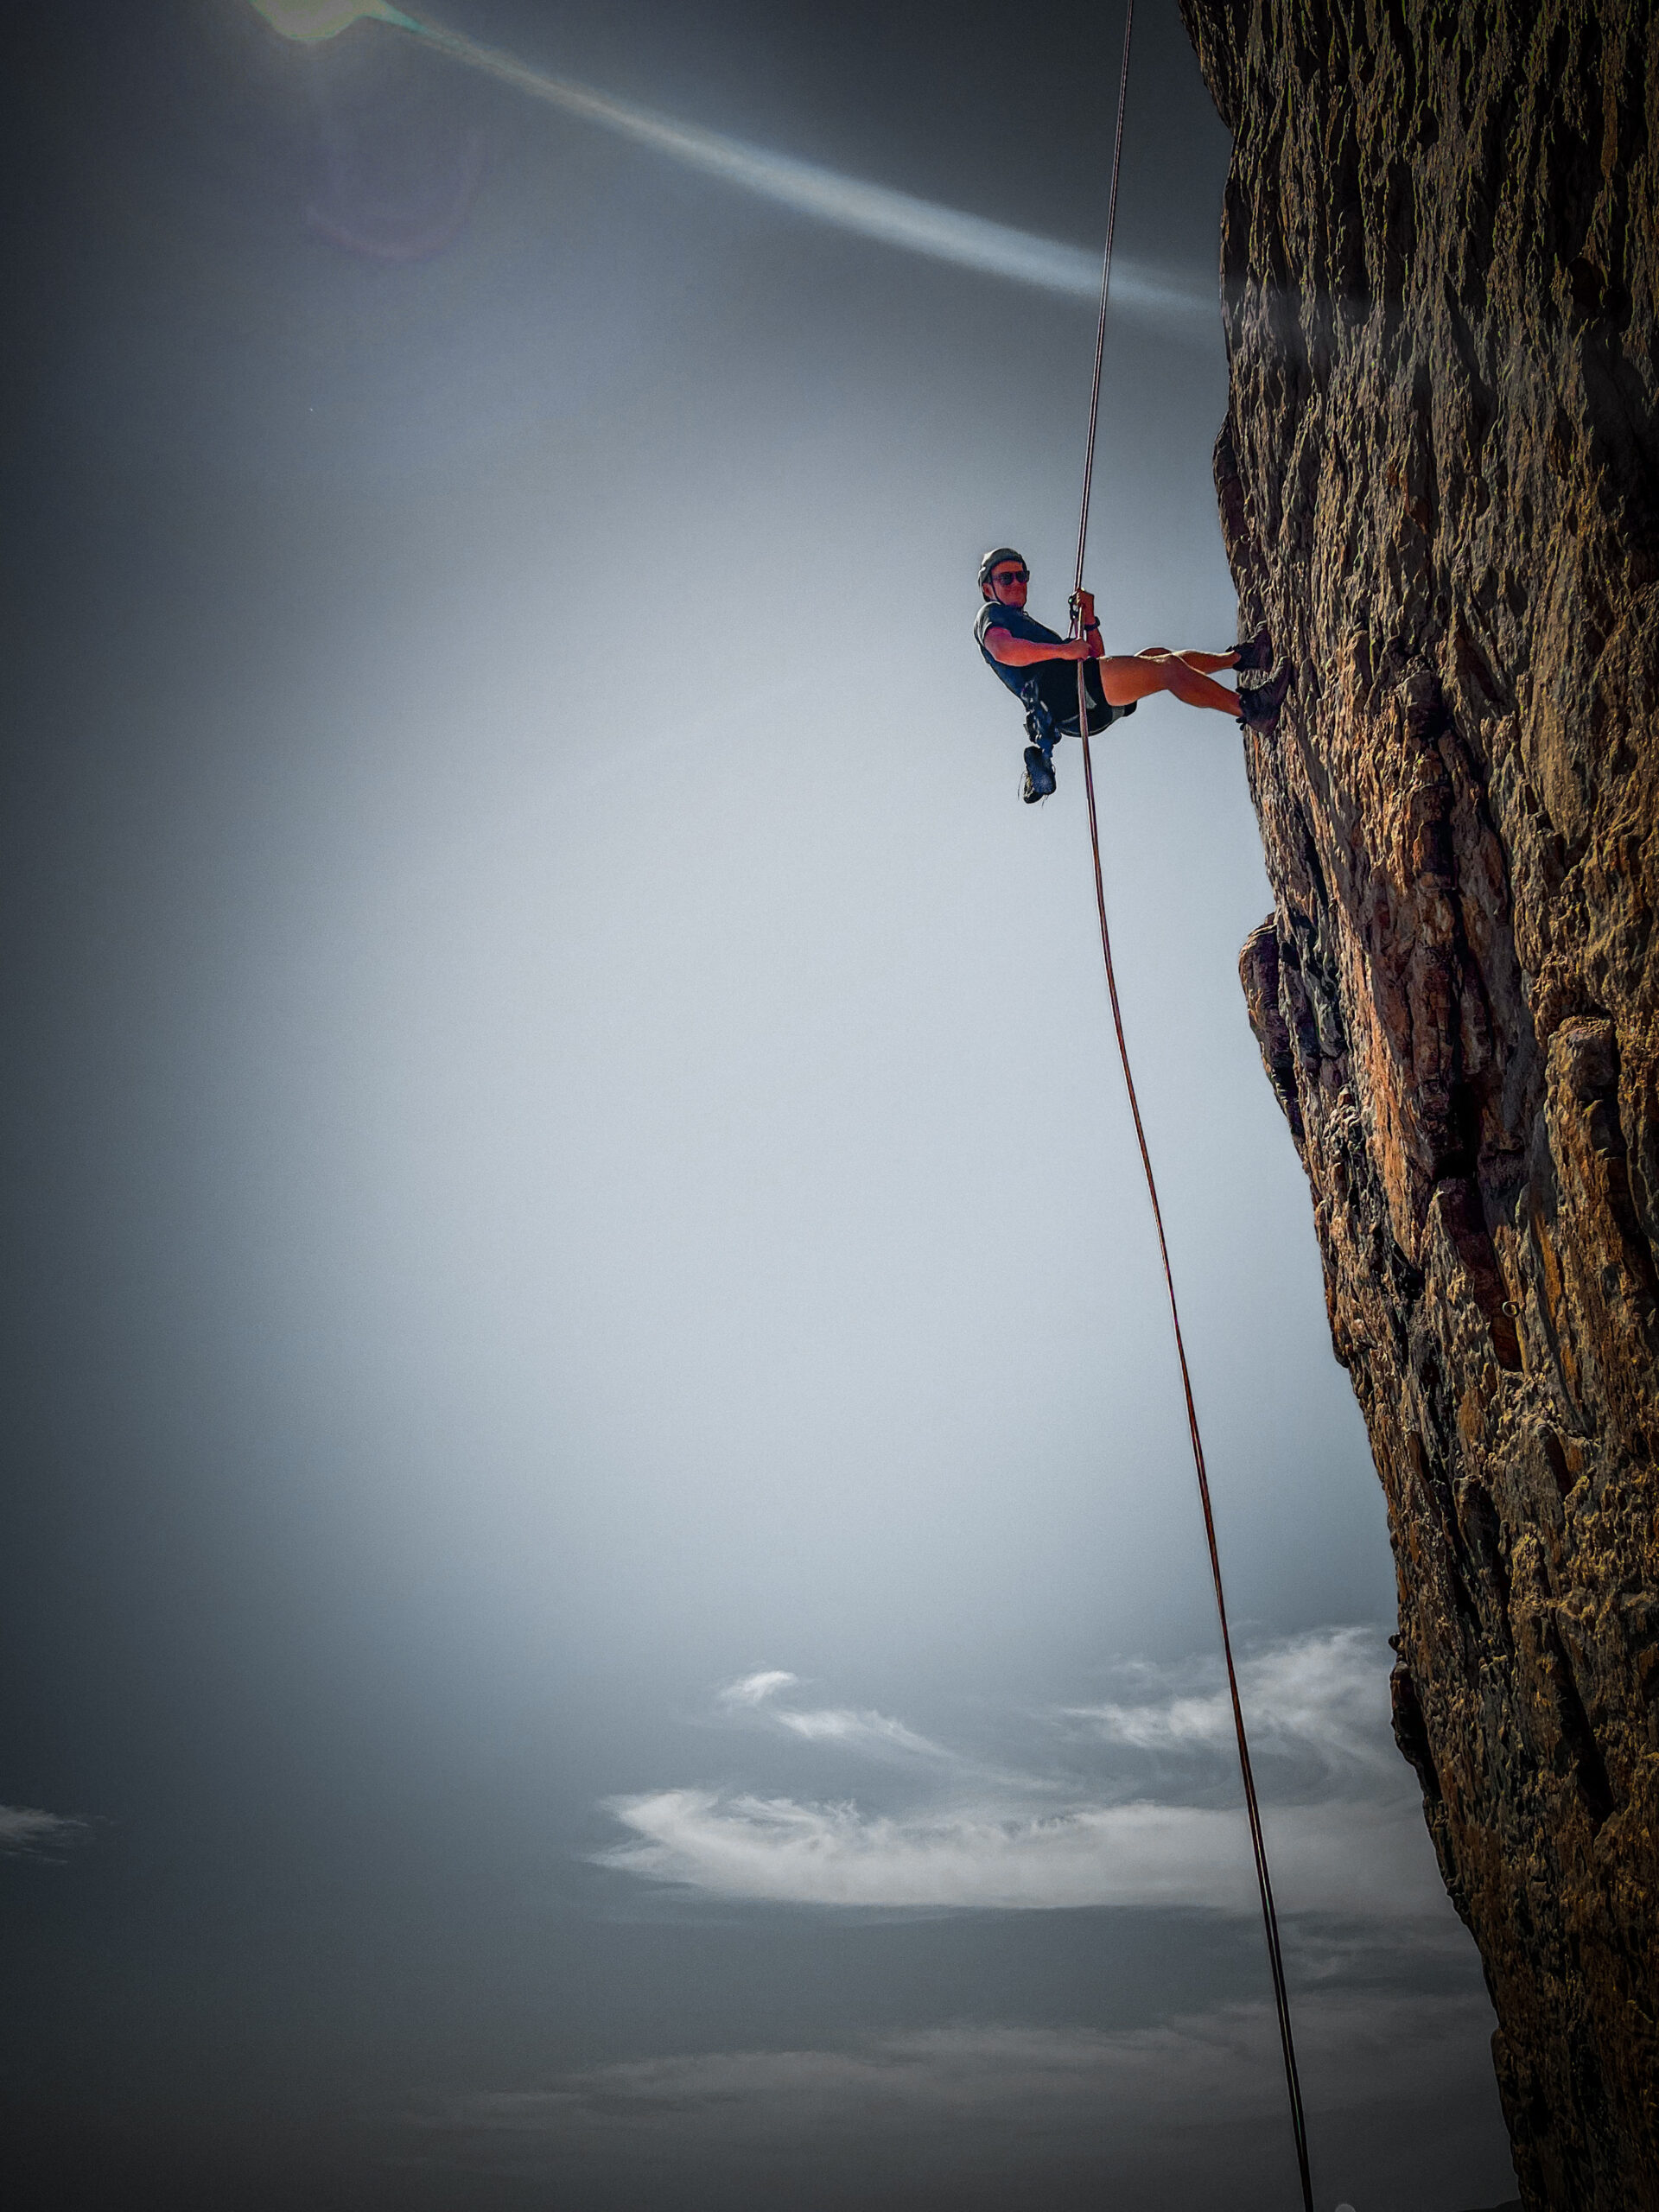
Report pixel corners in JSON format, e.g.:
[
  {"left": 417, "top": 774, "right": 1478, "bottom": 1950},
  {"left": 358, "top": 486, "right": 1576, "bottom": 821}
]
[{"left": 1179, "top": 3, "right": 1659, "bottom": 2204}]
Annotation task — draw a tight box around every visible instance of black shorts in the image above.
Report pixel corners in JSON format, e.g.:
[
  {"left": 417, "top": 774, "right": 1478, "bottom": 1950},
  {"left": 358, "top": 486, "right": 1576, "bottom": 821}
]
[{"left": 1024, "top": 666, "right": 1136, "bottom": 739}]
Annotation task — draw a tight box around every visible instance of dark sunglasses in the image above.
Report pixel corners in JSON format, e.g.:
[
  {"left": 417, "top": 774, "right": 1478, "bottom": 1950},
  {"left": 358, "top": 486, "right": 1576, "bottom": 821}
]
[{"left": 993, "top": 567, "right": 1029, "bottom": 584}]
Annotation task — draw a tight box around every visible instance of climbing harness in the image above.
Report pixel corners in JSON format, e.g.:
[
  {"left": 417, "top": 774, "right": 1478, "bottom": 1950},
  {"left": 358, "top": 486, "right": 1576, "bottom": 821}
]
[{"left": 1070, "top": 10, "right": 1315, "bottom": 2209}]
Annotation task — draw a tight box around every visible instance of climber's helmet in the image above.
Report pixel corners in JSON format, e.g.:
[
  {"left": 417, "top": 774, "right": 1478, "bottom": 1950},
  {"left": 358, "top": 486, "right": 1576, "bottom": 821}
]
[{"left": 978, "top": 546, "right": 1029, "bottom": 600}]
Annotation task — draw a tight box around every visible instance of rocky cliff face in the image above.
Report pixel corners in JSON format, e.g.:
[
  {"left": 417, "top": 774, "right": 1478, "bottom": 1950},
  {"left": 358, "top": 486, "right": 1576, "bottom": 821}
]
[{"left": 1176, "top": 3, "right": 1659, "bottom": 2203}]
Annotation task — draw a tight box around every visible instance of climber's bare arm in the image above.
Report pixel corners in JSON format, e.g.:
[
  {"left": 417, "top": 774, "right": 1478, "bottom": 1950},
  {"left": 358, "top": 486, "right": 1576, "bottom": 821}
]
[{"left": 981, "top": 626, "right": 1097, "bottom": 669}]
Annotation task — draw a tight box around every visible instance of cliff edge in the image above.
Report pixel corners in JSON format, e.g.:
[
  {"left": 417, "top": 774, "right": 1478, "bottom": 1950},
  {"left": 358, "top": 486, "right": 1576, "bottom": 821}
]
[{"left": 1176, "top": 3, "right": 1659, "bottom": 2203}]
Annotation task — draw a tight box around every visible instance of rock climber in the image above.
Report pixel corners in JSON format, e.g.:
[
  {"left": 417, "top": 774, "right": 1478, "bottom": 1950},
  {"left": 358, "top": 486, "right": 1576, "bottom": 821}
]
[{"left": 975, "top": 547, "right": 1291, "bottom": 803}]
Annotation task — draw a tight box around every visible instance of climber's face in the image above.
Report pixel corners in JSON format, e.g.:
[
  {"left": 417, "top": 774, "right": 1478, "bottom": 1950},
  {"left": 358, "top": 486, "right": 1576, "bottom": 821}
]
[{"left": 988, "top": 560, "right": 1029, "bottom": 608}]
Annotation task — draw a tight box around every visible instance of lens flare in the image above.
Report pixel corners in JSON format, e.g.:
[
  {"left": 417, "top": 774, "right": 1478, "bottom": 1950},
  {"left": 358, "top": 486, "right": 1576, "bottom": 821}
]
[
  {"left": 249, "top": 0, "right": 417, "bottom": 40},
  {"left": 245, "top": 2, "right": 1211, "bottom": 318}
]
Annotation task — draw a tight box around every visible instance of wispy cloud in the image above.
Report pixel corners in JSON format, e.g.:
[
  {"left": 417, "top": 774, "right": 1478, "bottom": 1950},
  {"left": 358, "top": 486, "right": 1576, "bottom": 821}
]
[
  {"left": 598, "top": 1785, "right": 1438, "bottom": 1915},
  {"left": 715, "top": 1670, "right": 951, "bottom": 1762},
  {"left": 1064, "top": 1627, "right": 1399, "bottom": 1786},
  {"left": 419, "top": 1990, "right": 1502, "bottom": 2147},
  {"left": 772, "top": 1708, "right": 947, "bottom": 1757},
  {"left": 718, "top": 1670, "right": 800, "bottom": 1708},
  {"left": 0, "top": 1804, "right": 89, "bottom": 1856},
  {"left": 601, "top": 1631, "right": 1444, "bottom": 1916}
]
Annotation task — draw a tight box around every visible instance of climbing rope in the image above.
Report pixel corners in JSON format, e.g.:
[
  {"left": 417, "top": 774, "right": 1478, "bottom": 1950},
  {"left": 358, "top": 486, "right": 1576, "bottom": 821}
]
[{"left": 1070, "top": 10, "right": 1315, "bottom": 2209}]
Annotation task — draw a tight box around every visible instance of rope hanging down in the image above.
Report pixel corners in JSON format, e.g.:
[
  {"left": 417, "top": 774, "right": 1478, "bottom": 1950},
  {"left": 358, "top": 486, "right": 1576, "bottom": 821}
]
[{"left": 1071, "top": 12, "right": 1315, "bottom": 2209}]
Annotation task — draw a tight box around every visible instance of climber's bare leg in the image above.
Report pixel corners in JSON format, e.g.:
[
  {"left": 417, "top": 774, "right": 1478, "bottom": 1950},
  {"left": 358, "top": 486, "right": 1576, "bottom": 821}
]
[
  {"left": 1135, "top": 645, "right": 1239, "bottom": 675},
  {"left": 1098, "top": 650, "right": 1241, "bottom": 715}
]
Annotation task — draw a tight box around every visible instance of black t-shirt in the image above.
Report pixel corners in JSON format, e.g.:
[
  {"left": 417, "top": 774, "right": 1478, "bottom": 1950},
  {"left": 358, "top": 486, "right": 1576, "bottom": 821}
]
[{"left": 974, "top": 600, "right": 1132, "bottom": 735}]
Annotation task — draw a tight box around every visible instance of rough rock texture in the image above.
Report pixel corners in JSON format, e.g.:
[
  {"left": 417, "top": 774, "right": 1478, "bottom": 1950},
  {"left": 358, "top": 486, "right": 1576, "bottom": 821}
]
[{"left": 1177, "top": 3, "right": 1659, "bottom": 2205}]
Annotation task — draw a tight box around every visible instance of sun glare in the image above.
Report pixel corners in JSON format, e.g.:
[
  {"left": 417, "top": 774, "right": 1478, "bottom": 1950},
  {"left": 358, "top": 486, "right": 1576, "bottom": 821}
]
[{"left": 247, "top": 0, "right": 416, "bottom": 42}]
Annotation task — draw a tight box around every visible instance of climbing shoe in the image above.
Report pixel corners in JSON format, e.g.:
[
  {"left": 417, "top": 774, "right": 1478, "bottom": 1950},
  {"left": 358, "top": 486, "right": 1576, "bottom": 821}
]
[
  {"left": 1022, "top": 744, "right": 1057, "bottom": 803},
  {"left": 1233, "top": 625, "right": 1274, "bottom": 672},
  {"left": 1237, "top": 663, "right": 1292, "bottom": 733}
]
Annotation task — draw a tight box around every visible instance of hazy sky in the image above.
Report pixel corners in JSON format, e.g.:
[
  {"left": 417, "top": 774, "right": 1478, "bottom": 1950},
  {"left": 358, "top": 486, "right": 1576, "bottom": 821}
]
[{"left": 2, "top": 5, "right": 1517, "bottom": 2208}]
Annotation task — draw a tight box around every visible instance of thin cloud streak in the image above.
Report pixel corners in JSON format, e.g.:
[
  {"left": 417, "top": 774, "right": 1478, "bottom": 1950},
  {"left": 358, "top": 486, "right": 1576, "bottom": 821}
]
[
  {"left": 719, "top": 1670, "right": 800, "bottom": 1707},
  {"left": 388, "top": 13, "right": 1213, "bottom": 315},
  {"left": 773, "top": 1707, "right": 947, "bottom": 1758},
  {"left": 597, "top": 1786, "right": 1443, "bottom": 1914},
  {"left": 715, "top": 1669, "right": 953, "bottom": 1761},
  {"left": 0, "top": 1804, "right": 88, "bottom": 1855},
  {"left": 422, "top": 1990, "right": 1503, "bottom": 2142}
]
